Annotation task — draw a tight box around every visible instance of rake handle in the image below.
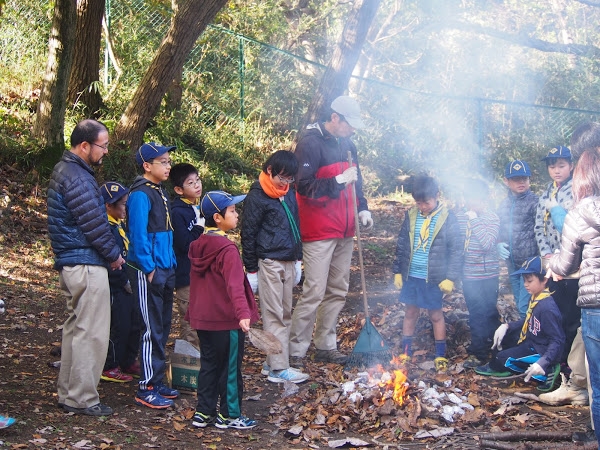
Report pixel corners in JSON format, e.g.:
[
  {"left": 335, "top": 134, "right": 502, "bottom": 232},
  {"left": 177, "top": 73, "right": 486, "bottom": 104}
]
[{"left": 348, "top": 151, "right": 370, "bottom": 320}]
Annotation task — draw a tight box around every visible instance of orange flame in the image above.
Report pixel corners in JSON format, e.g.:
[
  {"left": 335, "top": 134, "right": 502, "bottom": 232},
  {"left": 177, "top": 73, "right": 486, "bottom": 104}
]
[{"left": 378, "top": 369, "right": 408, "bottom": 406}]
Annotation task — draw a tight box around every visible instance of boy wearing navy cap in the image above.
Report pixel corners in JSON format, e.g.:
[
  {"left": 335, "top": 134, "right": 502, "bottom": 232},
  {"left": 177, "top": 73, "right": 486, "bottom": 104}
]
[
  {"left": 496, "top": 160, "right": 539, "bottom": 318},
  {"left": 187, "top": 191, "right": 260, "bottom": 430},
  {"left": 99, "top": 182, "right": 140, "bottom": 383},
  {"left": 534, "top": 146, "right": 579, "bottom": 363},
  {"left": 475, "top": 256, "right": 564, "bottom": 392},
  {"left": 127, "top": 142, "right": 179, "bottom": 409}
]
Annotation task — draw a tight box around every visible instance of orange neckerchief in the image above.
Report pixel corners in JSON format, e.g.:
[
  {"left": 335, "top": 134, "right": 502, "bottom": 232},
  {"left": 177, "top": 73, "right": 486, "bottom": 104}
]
[{"left": 259, "top": 171, "right": 289, "bottom": 199}]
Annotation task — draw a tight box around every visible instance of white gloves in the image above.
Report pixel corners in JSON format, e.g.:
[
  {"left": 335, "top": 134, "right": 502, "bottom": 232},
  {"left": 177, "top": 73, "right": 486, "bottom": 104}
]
[
  {"left": 335, "top": 166, "right": 358, "bottom": 185},
  {"left": 294, "top": 261, "right": 302, "bottom": 286},
  {"left": 358, "top": 210, "right": 373, "bottom": 229},
  {"left": 497, "top": 242, "right": 510, "bottom": 260},
  {"left": 546, "top": 197, "right": 559, "bottom": 210},
  {"left": 246, "top": 272, "right": 258, "bottom": 294},
  {"left": 194, "top": 206, "right": 205, "bottom": 227},
  {"left": 492, "top": 323, "right": 509, "bottom": 350},
  {"left": 524, "top": 362, "right": 545, "bottom": 382},
  {"left": 465, "top": 210, "right": 477, "bottom": 220}
]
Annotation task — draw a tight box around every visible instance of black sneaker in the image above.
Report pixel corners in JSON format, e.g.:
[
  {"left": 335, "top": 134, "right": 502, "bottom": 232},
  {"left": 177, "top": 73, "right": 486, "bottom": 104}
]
[
  {"left": 63, "top": 402, "right": 113, "bottom": 416},
  {"left": 314, "top": 349, "right": 348, "bottom": 364},
  {"left": 192, "top": 411, "right": 216, "bottom": 428},
  {"left": 572, "top": 428, "right": 596, "bottom": 443},
  {"left": 537, "top": 364, "right": 561, "bottom": 393}
]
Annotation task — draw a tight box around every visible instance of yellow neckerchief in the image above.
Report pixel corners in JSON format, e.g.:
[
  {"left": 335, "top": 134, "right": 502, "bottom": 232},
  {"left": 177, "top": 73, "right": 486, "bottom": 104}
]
[
  {"left": 259, "top": 171, "right": 289, "bottom": 199},
  {"left": 108, "top": 214, "right": 129, "bottom": 251},
  {"left": 416, "top": 203, "right": 443, "bottom": 252},
  {"left": 180, "top": 197, "right": 200, "bottom": 206},
  {"left": 204, "top": 226, "right": 227, "bottom": 236},
  {"left": 518, "top": 288, "right": 552, "bottom": 343},
  {"left": 543, "top": 181, "right": 559, "bottom": 235}
]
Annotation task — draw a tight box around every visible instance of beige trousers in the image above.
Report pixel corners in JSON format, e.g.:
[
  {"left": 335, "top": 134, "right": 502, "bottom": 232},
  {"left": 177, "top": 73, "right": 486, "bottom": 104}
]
[
  {"left": 258, "top": 259, "right": 296, "bottom": 371},
  {"left": 174, "top": 285, "right": 200, "bottom": 350},
  {"left": 57, "top": 265, "right": 110, "bottom": 409},
  {"left": 289, "top": 238, "right": 353, "bottom": 357}
]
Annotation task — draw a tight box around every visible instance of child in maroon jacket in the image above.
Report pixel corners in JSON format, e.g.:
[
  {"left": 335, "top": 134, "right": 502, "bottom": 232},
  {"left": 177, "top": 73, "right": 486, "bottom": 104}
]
[{"left": 187, "top": 191, "right": 260, "bottom": 430}]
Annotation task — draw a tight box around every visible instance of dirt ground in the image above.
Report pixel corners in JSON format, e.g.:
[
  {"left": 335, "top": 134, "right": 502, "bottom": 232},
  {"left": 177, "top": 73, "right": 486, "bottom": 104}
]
[{"left": 0, "top": 166, "right": 594, "bottom": 449}]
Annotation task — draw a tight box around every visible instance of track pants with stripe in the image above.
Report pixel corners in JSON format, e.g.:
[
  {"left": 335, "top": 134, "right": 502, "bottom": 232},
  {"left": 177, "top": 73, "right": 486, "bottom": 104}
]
[
  {"left": 196, "top": 329, "right": 245, "bottom": 418},
  {"left": 128, "top": 266, "right": 175, "bottom": 390}
]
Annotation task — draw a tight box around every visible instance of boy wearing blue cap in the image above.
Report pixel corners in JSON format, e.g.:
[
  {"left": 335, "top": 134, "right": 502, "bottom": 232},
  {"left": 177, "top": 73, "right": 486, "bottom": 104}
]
[
  {"left": 99, "top": 182, "right": 140, "bottom": 383},
  {"left": 497, "top": 160, "right": 539, "bottom": 318},
  {"left": 534, "top": 146, "right": 579, "bottom": 363},
  {"left": 127, "top": 142, "right": 179, "bottom": 409},
  {"left": 475, "top": 256, "right": 564, "bottom": 392},
  {"left": 187, "top": 191, "right": 260, "bottom": 430}
]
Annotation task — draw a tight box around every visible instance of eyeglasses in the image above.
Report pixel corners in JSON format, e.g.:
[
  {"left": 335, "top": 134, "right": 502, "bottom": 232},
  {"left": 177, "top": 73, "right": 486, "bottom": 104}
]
[
  {"left": 90, "top": 142, "right": 108, "bottom": 151},
  {"left": 276, "top": 174, "right": 295, "bottom": 184},
  {"left": 185, "top": 179, "right": 202, "bottom": 188},
  {"left": 152, "top": 159, "right": 173, "bottom": 167}
]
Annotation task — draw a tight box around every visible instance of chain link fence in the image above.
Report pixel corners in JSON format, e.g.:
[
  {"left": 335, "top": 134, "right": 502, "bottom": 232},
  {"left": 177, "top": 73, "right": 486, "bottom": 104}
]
[{"left": 2, "top": 0, "right": 600, "bottom": 193}]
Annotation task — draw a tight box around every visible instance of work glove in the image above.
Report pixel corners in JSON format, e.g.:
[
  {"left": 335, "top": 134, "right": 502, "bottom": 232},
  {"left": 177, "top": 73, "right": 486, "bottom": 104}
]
[
  {"left": 465, "top": 210, "right": 478, "bottom": 220},
  {"left": 358, "top": 210, "right": 374, "bottom": 229},
  {"left": 545, "top": 197, "right": 559, "bottom": 210},
  {"left": 294, "top": 260, "right": 302, "bottom": 286},
  {"left": 335, "top": 166, "right": 358, "bottom": 185},
  {"left": 497, "top": 242, "right": 510, "bottom": 260},
  {"left": 438, "top": 279, "right": 454, "bottom": 294},
  {"left": 491, "top": 323, "right": 509, "bottom": 351},
  {"left": 394, "top": 274, "right": 403, "bottom": 290},
  {"left": 246, "top": 272, "right": 258, "bottom": 294},
  {"left": 194, "top": 205, "right": 205, "bottom": 227},
  {"left": 524, "top": 362, "right": 545, "bottom": 382}
]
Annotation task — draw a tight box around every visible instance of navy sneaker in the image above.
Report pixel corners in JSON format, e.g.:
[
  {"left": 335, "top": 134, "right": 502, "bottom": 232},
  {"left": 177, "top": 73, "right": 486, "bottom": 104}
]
[
  {"left": 155, "top": 383, "right": 179, "bottom": 399},
  {"left": 192, "top": 411, "right": 216, "bottom": 428},
  {"left": 134, "top": 387, "right": 173, "bottom": 409},
  {"left": 215, "top": 413, "right": 257, "bottom": 429},
  {"left": 474, "top": 363, "right": 512, "bottom": 377}
]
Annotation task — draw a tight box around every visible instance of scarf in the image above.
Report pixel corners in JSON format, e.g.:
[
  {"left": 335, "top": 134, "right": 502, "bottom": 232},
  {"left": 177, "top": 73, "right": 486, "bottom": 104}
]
[
  {"left": 108, "top": 214, "right": 129, "bottom": 251},
  {"left": 543, "top": 181, "right": 559, "bottom": 235},
  {"left": 180, "top": 197, "right": 200, "bottom": 206},
  {"left": 259, "top": 171, "right": 289, "bottom": 199},
  {"left": 204, "top": 227, "right": 227, "bottom": 236},
  {"left": 518, "top": 288, "right": 552, "bottom": 344},
  {"left": 416, "top": 203, "right": 443, "bottom": 252}
]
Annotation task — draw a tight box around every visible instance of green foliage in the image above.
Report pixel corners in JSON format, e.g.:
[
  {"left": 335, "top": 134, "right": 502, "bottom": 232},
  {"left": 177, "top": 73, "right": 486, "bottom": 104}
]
[{"left": 0, "top": 105, "right": 44, "bottom": 169}]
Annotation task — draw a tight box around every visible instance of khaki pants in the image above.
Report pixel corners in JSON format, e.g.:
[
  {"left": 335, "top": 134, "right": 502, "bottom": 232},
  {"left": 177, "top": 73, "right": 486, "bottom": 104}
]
[
  {"left": 174, "top": 286, "right": 200, "bottom": 350},
  {"left": 57, "top": 265, "right": 110, "bottom": 409},
  {"left": 289, "top": 238, "right": 353, "bottom": 357},
  {"left": 258, "top": 259, "right": 296, "bottom": 371}
]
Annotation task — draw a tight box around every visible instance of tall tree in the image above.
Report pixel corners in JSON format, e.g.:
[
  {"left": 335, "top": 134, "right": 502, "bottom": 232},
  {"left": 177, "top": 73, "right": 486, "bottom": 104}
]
[
  {"left": 113, "top": 0, "right": 229, "bottom": 151},
  {"left": 67, "top": 0, "right": 105, "bottom": 117},
  {"left": 302, "top": 0, "right": 382, "bottom": 126},
  {"left": 32, "top": 0, "right": 77, "bottom": 167}
]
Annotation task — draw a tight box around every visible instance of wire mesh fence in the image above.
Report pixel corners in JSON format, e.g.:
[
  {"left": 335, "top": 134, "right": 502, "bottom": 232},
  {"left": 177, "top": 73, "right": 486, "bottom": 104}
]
[{"left": 2, "top": 0, "right": 600, "bottom": 192}]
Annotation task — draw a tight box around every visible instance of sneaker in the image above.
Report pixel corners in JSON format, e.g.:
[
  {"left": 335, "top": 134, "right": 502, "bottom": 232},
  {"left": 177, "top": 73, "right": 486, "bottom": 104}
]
[
  {"left": 289, "top": 356, "right": 305, "bottom": 370},
  {"left": 314, "top": 349, "right": 348, "bottom": 364},
  {"left": 192, "top": 411, "right": 216, "bottom": 428},
  {"left": 536, "top": 364, "right": 561, "bottom": 393},
  {"left": 538, "top": 373, "right": 589, "bottom": 405},
  {"left": 261, "top": 362, "right": 270, "bottom": 376},
  {"left": 122, "top": 361, "right": 141, "bottom": 379},
  {"left": 101, "top": 367, "right": 133, "bottom": 383},
  {"left": 434, "top": 357, "right": 449, "bottom": 372},
  {"left": 267, "top": 368, "right": 309, "bottom": 384},
  {"left": 63, "top": 402, "right": 113, "bottom": 416},
  {"left": 0, "top": 415, "right": 16, "bottom": 429},
  {"left": 572, "top": 428, "right": 596, "bottom": 443},
  {"left": 155, "top": 383, "right": 179, "bottom": 399},
  {"left": 474, "top": 363, "right": 512, "bottom": 377},
  {"left": 463, "top": 355, "right": 484, "bottom": 369},
  {"left": 134, "top": 387, "right": 173, "bottom": 409},
  {"left": 215, "top": 413, "right": 257, "bottom": 429}
]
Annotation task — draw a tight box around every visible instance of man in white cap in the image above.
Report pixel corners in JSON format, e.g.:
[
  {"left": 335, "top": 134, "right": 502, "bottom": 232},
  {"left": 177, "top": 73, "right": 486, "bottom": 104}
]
[{"left": 288, "top": 95, "right": 373, "bottom": 366}]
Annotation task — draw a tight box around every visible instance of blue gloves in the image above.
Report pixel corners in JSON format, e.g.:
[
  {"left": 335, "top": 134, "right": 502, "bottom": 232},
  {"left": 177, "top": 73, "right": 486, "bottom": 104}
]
[{"left": 497, "top": 242, "right": 510, "bottom": 260}]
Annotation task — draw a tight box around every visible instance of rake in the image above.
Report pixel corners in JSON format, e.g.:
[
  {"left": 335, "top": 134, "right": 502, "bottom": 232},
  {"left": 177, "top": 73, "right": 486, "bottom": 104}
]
[{"left": 345, "top": 151, "right": 393, "bottom": 370}]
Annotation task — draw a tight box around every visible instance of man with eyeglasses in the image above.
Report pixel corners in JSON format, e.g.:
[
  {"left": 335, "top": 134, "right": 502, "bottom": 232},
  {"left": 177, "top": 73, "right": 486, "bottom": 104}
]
[
  {"left": 289, "top": 96, "right": 374, "bottom": 367},
  {"left": 48, "top": 119, "right": 126, "bottom": 416}
]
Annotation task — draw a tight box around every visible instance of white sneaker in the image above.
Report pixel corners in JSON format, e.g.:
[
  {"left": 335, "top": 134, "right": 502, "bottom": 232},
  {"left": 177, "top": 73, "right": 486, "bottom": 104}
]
[
  {"left": 261, "top": 362, "right": 270, "bottom": 376},
  {"left": 538, "top": 373, "right": 589, "bottom": 406},
  {"left": 267, "top": 367, "right": 309, "bottom": 384}
]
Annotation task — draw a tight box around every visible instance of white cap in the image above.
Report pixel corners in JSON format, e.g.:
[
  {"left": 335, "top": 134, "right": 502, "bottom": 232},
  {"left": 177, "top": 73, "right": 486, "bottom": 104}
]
[{"left": 331, "top": 96, "right": 365, "bottom": 129}]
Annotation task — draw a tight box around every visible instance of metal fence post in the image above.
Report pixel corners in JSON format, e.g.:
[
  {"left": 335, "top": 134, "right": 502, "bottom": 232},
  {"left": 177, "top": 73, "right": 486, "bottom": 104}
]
[{"left": 239, "top": 36, "right": 245, "bottom": 122}]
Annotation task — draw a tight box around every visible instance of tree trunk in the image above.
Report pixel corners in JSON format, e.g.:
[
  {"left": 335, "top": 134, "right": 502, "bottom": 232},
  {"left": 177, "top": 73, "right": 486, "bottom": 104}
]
[
  {"left": 67, "top": 0, "right": 105, "bottom": 117},
  {"left": 32, "top": 0, "right": 77, "bottom": 170},
  {"left": 114, "top": 0, "right": 228, "bottom": 152},
  {"left": 301, "top": 0, "right": 382, "bottom": 128}
]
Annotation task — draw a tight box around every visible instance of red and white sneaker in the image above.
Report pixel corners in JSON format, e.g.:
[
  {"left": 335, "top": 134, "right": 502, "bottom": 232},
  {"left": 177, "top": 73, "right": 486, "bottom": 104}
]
[
  {"left": 101, "top": 367, "right": 133, "bottom": 383},
  {"left": 122, "top": 361, "right": 141, "bottom": 379}
]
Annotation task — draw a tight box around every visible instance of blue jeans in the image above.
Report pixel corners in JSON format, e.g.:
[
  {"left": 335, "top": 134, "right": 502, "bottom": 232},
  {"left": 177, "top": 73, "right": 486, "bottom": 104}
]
[
  {"left": 582, "top": 309, "right": 600, "bottom": 444},
  {"left": 507, "top": 260, "right": 530, "bottom": 319}
]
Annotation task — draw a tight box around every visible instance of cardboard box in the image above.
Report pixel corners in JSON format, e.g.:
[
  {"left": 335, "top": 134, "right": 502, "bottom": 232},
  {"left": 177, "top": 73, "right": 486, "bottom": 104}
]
[{"left": 168, "top": 353, "right": 201, "bottom": 392}]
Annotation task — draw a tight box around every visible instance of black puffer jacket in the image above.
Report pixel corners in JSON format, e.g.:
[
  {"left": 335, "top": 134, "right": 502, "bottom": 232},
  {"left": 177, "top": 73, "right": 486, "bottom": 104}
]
[
  {"left": 497, "top": 189, "right": 539, "bottom": 267},
  {"left": 392, "top": 205, "right": 463, "bottom": 284},
  {"left": 47, "top": 151, "right": 120, "bottom": 270},
  {"left": 550, "top": 197, "right": 599, "bottom": 308},
  {"left": 241, "top": 180, "right": 302, "bottom": 273}
]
